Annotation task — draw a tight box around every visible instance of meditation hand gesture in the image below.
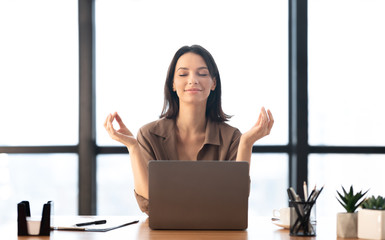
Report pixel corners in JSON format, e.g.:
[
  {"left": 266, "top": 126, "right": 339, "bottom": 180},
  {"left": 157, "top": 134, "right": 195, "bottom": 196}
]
[
  {"left": 104, "top": 112, "right": 138, "bottom": 150},
  {"left": 241, "top": 107, "right": 274, "bottom": 147}
]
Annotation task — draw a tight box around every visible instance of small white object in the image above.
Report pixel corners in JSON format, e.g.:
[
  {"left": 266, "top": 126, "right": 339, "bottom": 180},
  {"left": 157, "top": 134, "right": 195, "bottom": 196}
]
[
  {"left": 273, "top": 207, "right": 290, "bottom": 226},
  {"left": 358, "top": 209, "right": 385, "bottom": 240},
  {"left": 26, "top": 217, "right": 41, "bottom": 235},
  {"left": 272, "top": 219, "right": 290, "bottom": 229}
]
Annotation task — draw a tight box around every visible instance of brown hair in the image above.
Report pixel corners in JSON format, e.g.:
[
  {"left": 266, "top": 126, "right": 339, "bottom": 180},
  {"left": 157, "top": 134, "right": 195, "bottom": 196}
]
[{"left": 160, "top": 45, "right": 231, "bottom": 122}]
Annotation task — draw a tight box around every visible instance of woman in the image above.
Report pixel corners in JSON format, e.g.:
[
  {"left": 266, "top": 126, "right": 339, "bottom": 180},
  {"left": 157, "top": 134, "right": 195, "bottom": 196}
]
[{"left": 104, "top": 45, "right": 274, "bottom": 214}]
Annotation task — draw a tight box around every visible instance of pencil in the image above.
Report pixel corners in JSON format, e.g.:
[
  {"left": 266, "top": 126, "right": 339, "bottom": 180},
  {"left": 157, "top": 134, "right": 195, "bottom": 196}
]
[{"left": 303, "top": 181, "right": 308, "bottom": 201}]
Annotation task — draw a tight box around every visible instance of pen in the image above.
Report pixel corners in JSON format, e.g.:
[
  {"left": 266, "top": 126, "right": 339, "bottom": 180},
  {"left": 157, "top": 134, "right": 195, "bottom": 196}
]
[
  {"left": 307, "top": 185, "right": 316, "bottom": 202},
  {"left": 313, "top": 185, "right": 324, "bottom": 202},
  {"left": 303, "top": 181, "right": 308, "bottom": 201},
  {"left": 287, "top": 188, "right": 295, "bottom": 201},
  {"left": 53, "top": 220, "right": 139, "bottom": 232},
  {"left": 75, "top": 220, "right": 107, "bottom": 227},
  {"left": 290, "top": 187, "right": 301, "bottom": 201}
]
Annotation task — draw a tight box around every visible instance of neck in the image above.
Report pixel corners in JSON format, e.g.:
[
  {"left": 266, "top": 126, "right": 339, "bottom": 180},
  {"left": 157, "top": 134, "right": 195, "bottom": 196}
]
[{"left": 176, "top": 103, "right": 207, "bottom": 134}]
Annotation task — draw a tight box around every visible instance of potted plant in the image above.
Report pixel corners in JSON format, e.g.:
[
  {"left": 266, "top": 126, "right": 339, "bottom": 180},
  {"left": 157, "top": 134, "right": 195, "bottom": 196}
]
[
  {"left": 336, "top": 185, "right": 368, "bottom": 238},
  {"left": 358, "top": 195, "right": 385, "bottom": 240}
]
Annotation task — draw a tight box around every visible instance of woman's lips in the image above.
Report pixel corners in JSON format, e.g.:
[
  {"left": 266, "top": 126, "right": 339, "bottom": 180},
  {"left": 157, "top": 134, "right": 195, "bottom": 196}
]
[{"left": 185, "top": 88, "right": 202, "bottom": 92}]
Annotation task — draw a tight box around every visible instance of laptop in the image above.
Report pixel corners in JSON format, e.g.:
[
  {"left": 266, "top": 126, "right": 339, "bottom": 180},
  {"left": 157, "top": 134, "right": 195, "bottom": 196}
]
[{"left": 148, "top": 160, "right": 250, "bottom": 230}]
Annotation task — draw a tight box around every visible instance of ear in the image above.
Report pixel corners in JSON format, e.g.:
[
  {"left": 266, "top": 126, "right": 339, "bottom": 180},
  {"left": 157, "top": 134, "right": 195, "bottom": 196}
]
[
  {"left": 172, "top": 82, "right": 176, "bottom": 92},
  {"left": 211, "top": 77, "right": 217, "bottom": 91}
]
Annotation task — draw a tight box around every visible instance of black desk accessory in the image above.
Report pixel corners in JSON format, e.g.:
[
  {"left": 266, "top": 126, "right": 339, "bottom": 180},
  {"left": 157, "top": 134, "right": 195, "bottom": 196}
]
[{"left": 17, "top": 201, "right": 53, "bottom": 236}]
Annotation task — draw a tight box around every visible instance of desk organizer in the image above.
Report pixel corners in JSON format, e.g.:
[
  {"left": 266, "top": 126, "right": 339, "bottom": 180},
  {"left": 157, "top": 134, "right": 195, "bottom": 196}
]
[{"left": 17, "top": 201, "right": 53, "bottom": 236}]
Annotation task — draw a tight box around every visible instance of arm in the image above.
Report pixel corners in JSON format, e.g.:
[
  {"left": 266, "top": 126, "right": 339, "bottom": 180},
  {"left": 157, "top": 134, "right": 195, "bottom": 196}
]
[
  {"left": 104, "top": 112, "right": 149, "bottom": 199},
  {"left": 236, "top": 107, "right": 274, "bottom": 164}
]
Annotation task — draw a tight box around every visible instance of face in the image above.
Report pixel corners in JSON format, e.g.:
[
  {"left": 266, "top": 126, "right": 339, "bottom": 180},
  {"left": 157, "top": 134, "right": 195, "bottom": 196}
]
[{"left": 173, "top": 52, "right": 216, "bottom": 106}]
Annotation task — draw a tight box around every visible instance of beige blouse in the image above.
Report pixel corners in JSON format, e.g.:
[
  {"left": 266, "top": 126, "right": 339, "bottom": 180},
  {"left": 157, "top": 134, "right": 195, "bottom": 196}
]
[{"left": 134, "top": 117, "right": 242, "bottom": 214}]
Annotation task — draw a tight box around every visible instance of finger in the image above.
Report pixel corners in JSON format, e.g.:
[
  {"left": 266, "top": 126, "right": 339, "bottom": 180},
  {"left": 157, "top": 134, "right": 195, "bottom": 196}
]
[
  {"left": 106, "top": 115, "right": 113, "bottom": 132},
  {"left": 255, "top": 110, "right": 263, "bottom": 126},
  {"left": 260, "top": 108, "right": 273, "bottom": 136},
  {"left": 104, "top": 113, "right": 112, "bottom": 129},
  {"left": 115, "top": 112, "right": 127, "bottom": 129},
  {"left": 107, "top": 115, "right": 117, "bottom": 133},
  {"left": 114, "top": 112, "right": 120, "bottom": 121},
  {"left": 107, "top": 120, "right": 120, "bottom": 140},
  {"left": 265, "top": 107, "right": 271, "bottom": 121},
  {"left": 260, "top": 107, "right": 268, "bottom": 126}
]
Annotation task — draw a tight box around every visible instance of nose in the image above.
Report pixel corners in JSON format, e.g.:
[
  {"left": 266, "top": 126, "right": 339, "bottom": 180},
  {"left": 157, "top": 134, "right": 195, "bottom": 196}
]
[{"left": 188, "top": 73, "right": 199, "bottom": 85}]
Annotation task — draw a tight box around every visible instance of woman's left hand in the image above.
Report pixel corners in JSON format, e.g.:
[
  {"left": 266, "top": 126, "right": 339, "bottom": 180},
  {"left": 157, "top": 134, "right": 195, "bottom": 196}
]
[{"left": 241, "top": 107, "right": 274, "bottom": 147}]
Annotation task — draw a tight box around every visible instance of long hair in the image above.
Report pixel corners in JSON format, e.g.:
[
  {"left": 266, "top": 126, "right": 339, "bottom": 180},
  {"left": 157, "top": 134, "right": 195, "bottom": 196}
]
[{"left": 160, "top": 45, "right": 231, "bottom": 122}]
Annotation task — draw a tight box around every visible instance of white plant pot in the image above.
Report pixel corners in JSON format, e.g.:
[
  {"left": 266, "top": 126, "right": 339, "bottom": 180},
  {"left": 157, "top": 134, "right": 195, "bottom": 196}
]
[
  {"left": 337, "top": 212, "right": 357, "bottom": 238},
  {"left": 358, "top": 209, "right": 385, "bottom": 240}
]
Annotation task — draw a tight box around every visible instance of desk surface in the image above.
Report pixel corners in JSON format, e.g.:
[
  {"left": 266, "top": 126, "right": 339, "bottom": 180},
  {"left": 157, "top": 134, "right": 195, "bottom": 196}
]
[{"left": 1, "top": 215, "right": 356, "bottom": 240}]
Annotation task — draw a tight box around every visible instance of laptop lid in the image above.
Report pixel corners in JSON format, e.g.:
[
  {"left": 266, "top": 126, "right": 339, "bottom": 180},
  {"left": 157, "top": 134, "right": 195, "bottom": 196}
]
[{"left": 148, "top": 160, "right": 249, "bottom": 230}]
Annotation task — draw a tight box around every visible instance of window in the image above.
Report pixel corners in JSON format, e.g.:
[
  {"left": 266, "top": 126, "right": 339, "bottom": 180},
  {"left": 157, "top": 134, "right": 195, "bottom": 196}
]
[
  {"left": 0, "top": 153, "right": 78, "bottom": 222},
  {"left": 309, "top": 154, "right": 385, "bottom": 217},
  {"left": 0, "top": 0, "right": 78, "bottom": 221},
  {"left": 308, "top": 0, "right": 385, "bottom": 146},
  {"left": 97, "top": 154, "right": 142, "bottom": 216},
  {"left": 95, "top": 0, "right": 288, "bottom": 215},
  {"left": 0, "top": 0, "right": 79, "bottom": 146},
  {"left": 97, "top": 153, "right": 288, "bottom": 216},
  {"left": 3, "top": 0, "right": 381, "bottom": 219},
  {"left": 249, "top": 154, "right": 288, "bottom": 215},
  {"left": 308, "top": 0, "right": 385, "bottom": 217},
  {"left": 95, "top": 0, "right": 288, "bottom": 146}
]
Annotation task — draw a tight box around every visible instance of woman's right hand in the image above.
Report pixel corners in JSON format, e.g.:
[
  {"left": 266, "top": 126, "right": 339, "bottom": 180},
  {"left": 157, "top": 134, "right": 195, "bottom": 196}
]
[{"left": 104, "top": 112, "right": 138, "bottom": 150}]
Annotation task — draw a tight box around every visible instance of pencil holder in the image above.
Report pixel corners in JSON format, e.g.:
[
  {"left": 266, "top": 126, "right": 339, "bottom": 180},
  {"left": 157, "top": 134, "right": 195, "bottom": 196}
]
[
  {"left": 289, "top": 200, "right": 316, "bottom": 236},
  {"left": 17, "top": 201, "right": 53, "bottom": 236}
]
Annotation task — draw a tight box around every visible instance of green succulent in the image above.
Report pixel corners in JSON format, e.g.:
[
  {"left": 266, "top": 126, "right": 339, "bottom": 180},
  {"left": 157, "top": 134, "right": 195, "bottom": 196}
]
[
  {"left": 336, "top": 185, "right": 368, "bottom": 213},
  {"left": 362, "top": 195, "right": 385, "bottom": 210}
]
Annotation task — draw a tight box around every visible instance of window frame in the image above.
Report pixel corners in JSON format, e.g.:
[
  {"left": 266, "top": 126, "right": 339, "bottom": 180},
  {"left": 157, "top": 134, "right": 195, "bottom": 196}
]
[{"left": 1, "top": 0, "right": 384, "bottom": 215}]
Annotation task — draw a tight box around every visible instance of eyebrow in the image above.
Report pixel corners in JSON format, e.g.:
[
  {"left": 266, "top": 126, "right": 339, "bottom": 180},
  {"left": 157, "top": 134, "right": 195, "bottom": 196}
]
[{"left": 176, "top": 67, "right": 209, "bottom": 71}]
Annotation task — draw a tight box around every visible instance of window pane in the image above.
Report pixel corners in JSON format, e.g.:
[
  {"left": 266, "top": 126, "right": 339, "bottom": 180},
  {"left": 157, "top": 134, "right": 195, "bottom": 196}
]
[
  {"left": 0, "top": 0, "right": 78, "bottom": 146},
  {"left": 0, "top": 153, "right": 78, "bottom": 222},
  {"left": 249, "top": 153, "right": 288, "bottom": 216},
  {"left": 97, "top": 153, "right": 288, "bottom": 216},
  {"left": 97, "top": 154, "right": 147, "bottom": 216},
  {"left": 308, "top": 0, "right": 385, "bottom": 146},
  {"left": 308, "top": 154, "right": 385, "bottom": 217},
  {"left": 95, "top": 0, "right": 288, "bottom": 146}
]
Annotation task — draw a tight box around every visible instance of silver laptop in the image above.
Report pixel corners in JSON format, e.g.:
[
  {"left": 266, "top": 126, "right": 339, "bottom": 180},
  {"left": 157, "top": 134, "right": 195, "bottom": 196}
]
[{"left": 148, "top": 160, "right": 249, "bottom": 230}]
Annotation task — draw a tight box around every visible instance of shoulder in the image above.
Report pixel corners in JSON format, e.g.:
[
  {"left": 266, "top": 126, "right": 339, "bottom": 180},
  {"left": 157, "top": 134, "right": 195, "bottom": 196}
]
[
  {"left": 207, "top": 120, "right": 241, "bottom": 141},
  {"left": 215, "top": 121, "right": 241, "bottom": 135},
  {"left": 218, "top": 121, "right": 240, "bottom": 132},
  {"left": 138, "top": 118, "right": 175, "bottom": 138}
]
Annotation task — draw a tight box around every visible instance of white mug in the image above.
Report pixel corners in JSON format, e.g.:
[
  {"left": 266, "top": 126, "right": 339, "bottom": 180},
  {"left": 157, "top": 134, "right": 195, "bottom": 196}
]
[{"left": 273, "top": 207, "right": 290, "bottom": 225}]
